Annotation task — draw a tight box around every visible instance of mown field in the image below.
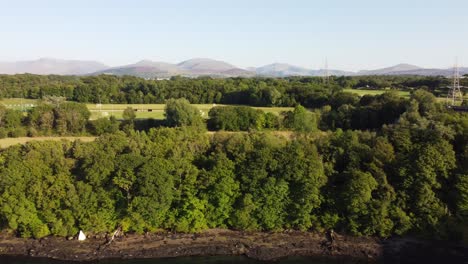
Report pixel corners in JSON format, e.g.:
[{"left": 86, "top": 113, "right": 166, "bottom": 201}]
[
  {"left": 87, "top": 103, "right": 213, "bottom": 119},
  {"left": 343, "top": 88, "right": 411, "bottom": 97},
  {"left": 0, "top": 98, "right": 38, "bottom": 110},
  {"left": 0, "top": 99, "right": 294, "bottom": 120},
  {"left": 0, "top": 88, "right": 459, "bottom": 119},
  {"left": 86, "top": 103, "right": 294, "bottom": 120},
  {"left": 343, "top": 88, "right": 468, "bottom": 103}
]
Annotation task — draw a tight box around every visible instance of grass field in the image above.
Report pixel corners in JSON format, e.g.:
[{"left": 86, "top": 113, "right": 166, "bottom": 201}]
[
  {"left": 1, "top": 89, "right": 462, "bottom": 119},
  {"left": 343, "top": 88, "right": 468, "bottom": 103},
  {"left": 0, "top": 98, "right": 38, "bottom": 110},
  {"left": 0, "top": 99, "right": 293, "bottom": 120},
  {"left": 343, "top": 89, "right": 411, "bottom": 97},
  {"left": 86, "top": 103, "right": 293, "bottom": 120},
  {"left": 0, "top": 136, "right": 96, "bottom": 149},
  {"left": 87, "top": 103, "right": 214, "bottom": 120}
]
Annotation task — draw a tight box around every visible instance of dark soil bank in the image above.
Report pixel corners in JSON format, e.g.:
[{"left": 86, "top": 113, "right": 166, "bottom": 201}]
[{"left": 0, "top": 229, "right": 466, "bottom": 263}]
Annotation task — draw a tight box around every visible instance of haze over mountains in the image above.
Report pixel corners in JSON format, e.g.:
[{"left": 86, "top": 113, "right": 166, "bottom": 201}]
[
  {"left": 0, "top": 58, "right": 108, "bottom": 75},
  {"left": 95, "top": 58, "right": 255, "bottom": 78},
  {"left": 255, "top": 63, "right": 354, "bottom": 77},
  {"left": 0, "top": 58, "right": 466, "bottom": 78}
]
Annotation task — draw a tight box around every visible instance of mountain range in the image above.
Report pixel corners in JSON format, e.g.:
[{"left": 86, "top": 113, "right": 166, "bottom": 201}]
[
  {"left": 0, "top": 58, "right": 108, "bottom": 75},
  {"left": 0, "top": 58, "right": 466, "bottom": 78},
  {"left": 94, "top": 58, "right": 254, "bottom": 78}
]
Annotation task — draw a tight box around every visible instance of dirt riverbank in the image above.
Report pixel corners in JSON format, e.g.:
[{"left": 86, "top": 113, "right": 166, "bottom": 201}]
[{"left": 0, "top": 229, "right": 466, "bottom": 263}]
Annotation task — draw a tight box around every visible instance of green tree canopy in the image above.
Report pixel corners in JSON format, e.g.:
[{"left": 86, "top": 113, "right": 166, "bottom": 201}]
[{"left": 164, "top": 98, "right": 204, "bottom": 128}]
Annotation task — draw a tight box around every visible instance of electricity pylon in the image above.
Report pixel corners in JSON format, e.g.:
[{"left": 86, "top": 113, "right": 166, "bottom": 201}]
[
  {"left": 324, "top": 57, "right": 330, "bottom": 86},
  {"left": 447, "top": 58, "right": 463, "bottom": 106}
]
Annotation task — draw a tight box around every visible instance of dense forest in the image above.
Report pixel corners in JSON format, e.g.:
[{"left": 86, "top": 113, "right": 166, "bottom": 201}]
[
  {"left": 0, "top": 119, "right": 466, "bottom": 239},
  {"left": 0, "top": 87, "right": 467, "bottom": 241},
  {"left": 1, "top": 74, "right": 466, "bottom": 107}
]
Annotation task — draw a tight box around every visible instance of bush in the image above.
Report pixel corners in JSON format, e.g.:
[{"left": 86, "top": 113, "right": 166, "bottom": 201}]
[
  {"left": 0, "top": 128, "right": 7, "bottom": 139},
  {"left": 9, "top": 127, "right": 27, "bottom": 138},
  {"left": 264, "top": 112, "right": 280, "bottom": 129},
  {"left": 89, "top": 117, "right": 120, "bottom": 135},
  {"left": 27, "top": 127, "right": 39, "bottom": 137},
  {"left": 283, "top": 105, "right": 317, "bottom": 132}
]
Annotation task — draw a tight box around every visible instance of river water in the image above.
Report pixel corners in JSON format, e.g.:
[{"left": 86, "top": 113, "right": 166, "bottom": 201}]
[{"left": 0, "top": 256, "right": 371, "bottom": 264}]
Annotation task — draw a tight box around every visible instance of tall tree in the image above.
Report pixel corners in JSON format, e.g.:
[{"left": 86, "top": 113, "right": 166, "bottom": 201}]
[{"left": 164, "top": 98, "right": 204, "bottom": 128}]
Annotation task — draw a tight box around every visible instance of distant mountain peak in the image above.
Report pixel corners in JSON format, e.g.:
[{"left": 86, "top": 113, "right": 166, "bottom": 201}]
[
  {"left": 256, "top": 63, "right": 314, "bottom": 77},
  {"left": 358, "top": 63, "right": 422, "bottom": 75},
  {"left": 179, "top": 57, "right": 221, "bottom": 63},
  {"left": 93, "top": 58, "right": 253, "bottom": 78},
  {"left": 387, "top": 63, "right": 422, "bottom": 70},
  {"left": 131, "top": 60, "right": 175, "bottom": 67},
  {"left": 177, "top": 58, "right": 238, "bottom": 73},
  {"left": 134, "top": 59, "right": 154, "bottom": 65},
  {"left": 263, "top": 63, "right": 301, "bottom": 69},
  {"left": 395, "top": 63, "right": 419, "bottom": 67}
]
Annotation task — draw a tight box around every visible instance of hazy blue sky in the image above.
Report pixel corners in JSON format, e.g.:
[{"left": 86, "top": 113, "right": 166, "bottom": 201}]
[{"left": 0, "top": 0, "right": 467, "bottom": 70}]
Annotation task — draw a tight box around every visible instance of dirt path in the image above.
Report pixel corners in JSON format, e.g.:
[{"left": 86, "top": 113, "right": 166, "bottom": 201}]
[{"left": 0, "top": 136, "right": 96, "bottom": 149}]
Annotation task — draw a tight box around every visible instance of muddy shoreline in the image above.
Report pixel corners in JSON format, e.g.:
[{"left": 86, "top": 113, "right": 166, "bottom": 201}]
[{"left": 0, "top": 229, "right": 466, "bottom": 263}]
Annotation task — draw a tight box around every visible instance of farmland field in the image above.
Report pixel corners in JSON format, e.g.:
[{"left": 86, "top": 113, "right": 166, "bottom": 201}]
[
  {"left": 86, "top": 103, "right": 293, "bottom": 120},
  {"left": 0, "top": 98, "right": 38, "bottom": 110},
  {"left": 343, "top": 88, "right": 411, "bottom": 97},
  {"left": 0, "top": 99, "right": 293, "bottom": 120}
]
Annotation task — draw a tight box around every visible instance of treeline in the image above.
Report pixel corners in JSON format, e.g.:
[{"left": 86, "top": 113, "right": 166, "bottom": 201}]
[
  {"left": 320, "top": 91, "right": 408, "bottom": 130},
  {"left": 0, "top": 101, "right": 165, "bottom": 138},
  {"left": 208, "top": 106, "right": 280, "bottom": 131},
  {"left": 0, "top": 90, "right": 459, "bottom": 138},
  {"left": 1, "top": 74, "right": 464, "bottom": 108},
  {"left": 0, "top": 102, "right": 91, "bottom": 138},
  {"left": 207, "top": 105, "right": 319, "bottom": 132},
  {"left": 180, "top": 90, "right": 446, "bottom": 133},
  {"left": 0, "top": 101, "right": 466, "bottom": 239}
]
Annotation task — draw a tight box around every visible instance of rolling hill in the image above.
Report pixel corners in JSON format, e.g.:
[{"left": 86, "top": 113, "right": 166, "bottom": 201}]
[
  {"left": 254, "top": 63, "right": 353, "bottom": 77},
  {"left": 357, "top": 63, "right": 422, "bottom": 75},
  {"left": 95, "top": 58, "right": 255, "bottom": 78}
]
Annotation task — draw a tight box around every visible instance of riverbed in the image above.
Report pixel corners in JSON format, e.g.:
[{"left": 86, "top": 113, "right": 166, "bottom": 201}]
[{"left": 0, "top": 229, "right": 466, "bottom": 263}]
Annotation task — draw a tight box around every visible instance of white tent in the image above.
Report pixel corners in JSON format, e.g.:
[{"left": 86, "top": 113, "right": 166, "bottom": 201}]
[{"left": 78, "top": 230, "right": 86, "bottom": 241}]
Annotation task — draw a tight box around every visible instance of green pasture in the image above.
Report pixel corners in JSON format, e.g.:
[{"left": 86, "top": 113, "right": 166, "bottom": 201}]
[
  {"left": 87, "top": 103, "right": 293, "bottom": 120},
  {"left": 343, "top": 88, "right": 411, "bottom": 97},
  {"left": 0, "top": 98, "right": 38, "bottom": 110},
  {"left": 0, "top": 99, "right": 293, "bottom": 120},
  {"left": 342, "top": 88, "right": 468, "bottom": 103}
]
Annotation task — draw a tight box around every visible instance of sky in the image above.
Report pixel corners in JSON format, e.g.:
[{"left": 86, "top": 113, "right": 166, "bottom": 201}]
[{"left": 0, "top": 0, "right": 467, "bottom": 71}]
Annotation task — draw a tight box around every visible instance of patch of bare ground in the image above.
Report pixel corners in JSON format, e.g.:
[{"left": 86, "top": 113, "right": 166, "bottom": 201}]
[{"left": 0, "top": 137, "right": 96, "bottom": 149}]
